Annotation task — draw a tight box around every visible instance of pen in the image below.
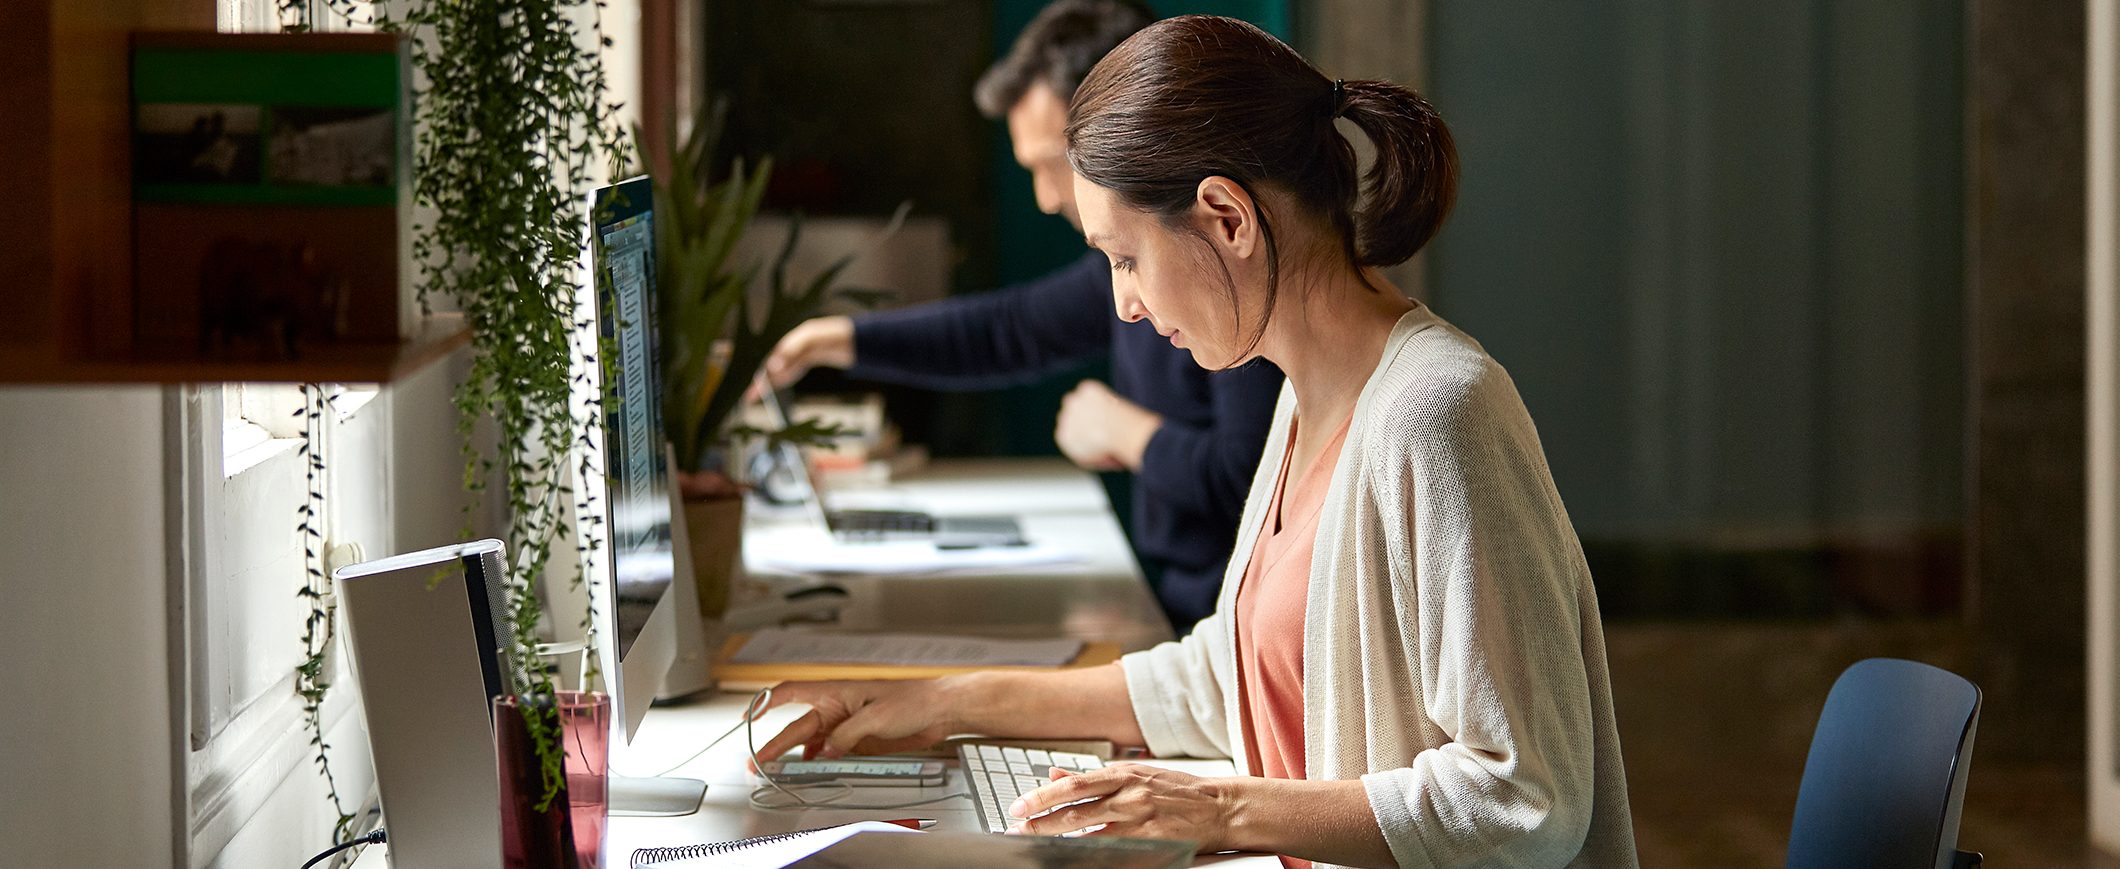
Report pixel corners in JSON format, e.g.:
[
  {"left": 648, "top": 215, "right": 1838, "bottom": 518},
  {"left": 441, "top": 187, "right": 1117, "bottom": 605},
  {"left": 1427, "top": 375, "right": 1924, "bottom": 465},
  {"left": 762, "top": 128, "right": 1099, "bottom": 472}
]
[{"left": 880, "top": 818, "right": 940, "bottom": 830}]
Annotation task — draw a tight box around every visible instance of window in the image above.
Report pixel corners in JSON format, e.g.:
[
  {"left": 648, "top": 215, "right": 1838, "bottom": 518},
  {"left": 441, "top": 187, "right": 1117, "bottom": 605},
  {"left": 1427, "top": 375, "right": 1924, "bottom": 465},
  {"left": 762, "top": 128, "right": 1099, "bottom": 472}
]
[
  {"left": 221, "top": 383, "right": 303, "bottom": 476},
  {"left": 182, "top": 9, "right": 392, "bottom": 866},
  {"left": 183, "top": 378, "right": 398, "bottom": 865}
]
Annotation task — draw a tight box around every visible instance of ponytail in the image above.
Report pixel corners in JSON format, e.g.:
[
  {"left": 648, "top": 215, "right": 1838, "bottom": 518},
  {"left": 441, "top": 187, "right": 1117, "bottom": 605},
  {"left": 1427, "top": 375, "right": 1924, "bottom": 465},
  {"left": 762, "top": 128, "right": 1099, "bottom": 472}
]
[
  {"left": 1337, "top": 81, "right": 1459, "bottom": 267},
  {"left": 1065, "top": 15, "right": 1459, "bottom": 360}
]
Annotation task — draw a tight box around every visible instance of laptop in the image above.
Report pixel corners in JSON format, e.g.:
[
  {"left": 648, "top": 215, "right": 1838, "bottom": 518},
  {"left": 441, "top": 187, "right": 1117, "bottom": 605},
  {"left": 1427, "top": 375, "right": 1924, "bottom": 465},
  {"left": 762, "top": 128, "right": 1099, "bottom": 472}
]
[{"left": 755, "top": 378, "right": 1028, "bottom": 550}]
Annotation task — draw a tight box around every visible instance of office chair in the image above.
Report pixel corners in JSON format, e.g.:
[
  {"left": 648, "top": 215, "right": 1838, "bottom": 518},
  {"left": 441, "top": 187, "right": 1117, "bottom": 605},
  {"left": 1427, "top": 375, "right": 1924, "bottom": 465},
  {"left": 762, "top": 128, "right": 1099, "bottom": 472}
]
[{"left": 1785, "top": 657, "right": 1983, "bottom": 869}]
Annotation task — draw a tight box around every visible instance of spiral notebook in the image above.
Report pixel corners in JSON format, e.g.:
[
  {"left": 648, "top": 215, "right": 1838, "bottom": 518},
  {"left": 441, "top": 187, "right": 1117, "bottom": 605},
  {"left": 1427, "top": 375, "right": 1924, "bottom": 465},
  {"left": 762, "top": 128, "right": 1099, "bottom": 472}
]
[
  {"left": 790, "top": 831, "right": 1196, "bottom": 868},
  {"left": 630, "top": 821, "right": 920, "bottom": 868}
]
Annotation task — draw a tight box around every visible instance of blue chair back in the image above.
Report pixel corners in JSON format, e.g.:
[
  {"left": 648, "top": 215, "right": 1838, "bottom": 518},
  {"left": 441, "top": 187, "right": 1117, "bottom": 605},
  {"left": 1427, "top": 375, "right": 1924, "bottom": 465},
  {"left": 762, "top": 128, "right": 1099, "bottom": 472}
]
[{"left": 1785, "top": 658, "right": 1981, "bottom": 869}]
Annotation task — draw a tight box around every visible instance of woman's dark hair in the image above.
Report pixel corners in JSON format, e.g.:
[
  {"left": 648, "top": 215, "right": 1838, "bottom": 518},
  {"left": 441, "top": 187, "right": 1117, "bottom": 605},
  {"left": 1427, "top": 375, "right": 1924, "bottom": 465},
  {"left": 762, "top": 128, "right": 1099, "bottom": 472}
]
[
  {"left": 973, "top": 0, "right": 1155, "bottom": 119},
  {"left": 1066, "top": 15, "right": 1459, "bottom": 360}
]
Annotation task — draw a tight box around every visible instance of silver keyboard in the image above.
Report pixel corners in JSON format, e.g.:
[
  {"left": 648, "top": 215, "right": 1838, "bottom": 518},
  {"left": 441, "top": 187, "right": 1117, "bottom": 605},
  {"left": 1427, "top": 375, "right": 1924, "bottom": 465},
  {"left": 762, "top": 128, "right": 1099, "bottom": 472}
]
[{"left": 959, "top": 743, "right": 1106, "bottom": 832}]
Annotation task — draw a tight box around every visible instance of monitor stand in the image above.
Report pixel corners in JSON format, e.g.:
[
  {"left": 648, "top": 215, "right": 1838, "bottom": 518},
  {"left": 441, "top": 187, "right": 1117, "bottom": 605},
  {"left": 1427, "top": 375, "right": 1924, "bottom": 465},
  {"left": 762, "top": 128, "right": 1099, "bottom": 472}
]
[{"left": 610, "top": 775, "right": 708, "bottom": 816}]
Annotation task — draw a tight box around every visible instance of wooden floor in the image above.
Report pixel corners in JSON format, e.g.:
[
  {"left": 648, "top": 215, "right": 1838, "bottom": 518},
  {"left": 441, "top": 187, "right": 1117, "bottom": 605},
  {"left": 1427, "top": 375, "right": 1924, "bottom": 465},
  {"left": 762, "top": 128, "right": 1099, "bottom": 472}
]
[{"left": 1606, "top": 622, "right": 2113, "bottom": 867}]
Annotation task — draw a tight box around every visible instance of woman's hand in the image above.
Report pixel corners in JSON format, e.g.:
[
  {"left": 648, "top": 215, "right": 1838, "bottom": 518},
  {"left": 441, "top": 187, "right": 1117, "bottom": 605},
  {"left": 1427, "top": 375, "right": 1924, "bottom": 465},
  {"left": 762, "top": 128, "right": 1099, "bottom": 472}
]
[
  {"left": 1006, "top": 764, "right": 1235, "bottom": 849},
  {"left": 750, "top": 678, "right": 961, "bottom": 763}
]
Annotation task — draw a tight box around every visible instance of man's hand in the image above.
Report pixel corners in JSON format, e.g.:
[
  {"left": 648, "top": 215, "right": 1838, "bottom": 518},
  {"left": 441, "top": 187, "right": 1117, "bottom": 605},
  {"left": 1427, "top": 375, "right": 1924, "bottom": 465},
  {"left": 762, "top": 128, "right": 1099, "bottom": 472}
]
[
  {"left": 751, "top": 316, "right": 856, "bottom": 400},
  {"left": 1054, "top": 380, "right": 1163, "bottom": 472}
]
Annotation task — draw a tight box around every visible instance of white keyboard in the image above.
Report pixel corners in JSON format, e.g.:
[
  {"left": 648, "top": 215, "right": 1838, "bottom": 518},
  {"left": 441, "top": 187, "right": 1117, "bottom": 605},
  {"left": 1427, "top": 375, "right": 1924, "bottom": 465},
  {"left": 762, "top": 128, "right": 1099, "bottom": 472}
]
[{"left": 959, "top": 743, "right": 1106, "bottom": 832}]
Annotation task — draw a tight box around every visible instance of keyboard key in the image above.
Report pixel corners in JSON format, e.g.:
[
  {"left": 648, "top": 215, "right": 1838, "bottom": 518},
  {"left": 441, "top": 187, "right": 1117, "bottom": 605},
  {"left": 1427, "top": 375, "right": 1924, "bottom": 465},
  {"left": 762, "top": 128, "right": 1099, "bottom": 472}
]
[{"left": 961, "top": 743, "right": 1105, "bottom": 835}]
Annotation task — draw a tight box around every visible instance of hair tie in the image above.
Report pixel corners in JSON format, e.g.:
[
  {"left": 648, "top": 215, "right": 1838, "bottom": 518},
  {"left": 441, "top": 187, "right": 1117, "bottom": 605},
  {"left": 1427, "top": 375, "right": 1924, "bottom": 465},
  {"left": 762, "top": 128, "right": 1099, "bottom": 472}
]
[{"left": 1331, "top": 78, "right": 1346, "bottom": 117}]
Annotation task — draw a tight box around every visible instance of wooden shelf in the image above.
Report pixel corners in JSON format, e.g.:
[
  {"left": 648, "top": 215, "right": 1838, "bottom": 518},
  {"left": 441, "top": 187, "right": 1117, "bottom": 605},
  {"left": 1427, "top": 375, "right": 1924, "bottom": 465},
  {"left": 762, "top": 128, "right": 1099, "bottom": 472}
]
[
  {"left": 1, "top": 7, "right": 455, "bottom": 388},
  {"left": 0, "top": 313, "right": 469, "bottom": 385}
]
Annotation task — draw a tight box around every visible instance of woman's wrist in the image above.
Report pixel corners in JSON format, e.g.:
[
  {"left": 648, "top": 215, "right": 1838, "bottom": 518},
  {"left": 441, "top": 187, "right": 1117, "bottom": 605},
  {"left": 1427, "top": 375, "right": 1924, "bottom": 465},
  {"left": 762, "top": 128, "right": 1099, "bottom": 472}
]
[
  {"left": 932, "top": 674, "right": 979, "bottom": 733},
  {"left": 933, "top": 671, "right": 999, "bottom": 735},
  {"left": 1216, "top": 775, "right": 1275, "bottom": 853},
  {"left": 1216, "top": 776, "right": 1391, "bottom": 866}
]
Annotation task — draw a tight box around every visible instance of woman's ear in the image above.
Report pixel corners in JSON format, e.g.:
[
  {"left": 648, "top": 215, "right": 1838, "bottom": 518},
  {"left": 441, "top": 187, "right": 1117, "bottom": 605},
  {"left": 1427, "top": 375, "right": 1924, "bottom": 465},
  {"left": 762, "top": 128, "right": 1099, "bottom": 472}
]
[{"left": 1193, "top": 176, "right": 1259, "bottom": 261}]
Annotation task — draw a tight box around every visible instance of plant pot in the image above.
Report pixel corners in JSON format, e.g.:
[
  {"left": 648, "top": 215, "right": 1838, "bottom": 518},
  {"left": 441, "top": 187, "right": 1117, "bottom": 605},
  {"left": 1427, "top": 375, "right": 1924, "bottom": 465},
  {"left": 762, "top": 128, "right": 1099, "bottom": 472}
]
[
  {"left": 681, "top": 494, "right": 744, "bottom": 620},
  {"left": 494, "top": 691, "right": 610, "bottom": 869}
]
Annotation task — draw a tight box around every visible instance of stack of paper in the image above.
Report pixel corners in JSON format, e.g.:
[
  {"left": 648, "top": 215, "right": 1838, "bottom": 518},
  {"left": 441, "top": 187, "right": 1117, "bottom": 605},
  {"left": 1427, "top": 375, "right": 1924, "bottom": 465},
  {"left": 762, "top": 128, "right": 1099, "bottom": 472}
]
[{"left": 731, "top": 629, "right": 1085, "bottom": 668}]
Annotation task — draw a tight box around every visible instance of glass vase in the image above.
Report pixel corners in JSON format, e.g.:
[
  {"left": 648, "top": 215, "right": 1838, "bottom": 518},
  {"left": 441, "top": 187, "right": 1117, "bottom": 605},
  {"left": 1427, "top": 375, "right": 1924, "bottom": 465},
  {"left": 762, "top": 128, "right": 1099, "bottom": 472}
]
[{"left": 494, "top": 690, "right": 611, "bottom": 869}]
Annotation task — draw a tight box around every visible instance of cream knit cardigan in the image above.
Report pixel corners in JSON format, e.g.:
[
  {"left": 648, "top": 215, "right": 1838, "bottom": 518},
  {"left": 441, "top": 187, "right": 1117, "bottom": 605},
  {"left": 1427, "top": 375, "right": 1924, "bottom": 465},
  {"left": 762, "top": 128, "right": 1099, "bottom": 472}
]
[{"left": 1120, "top": 307, "right": 1639, "bottom": 868}]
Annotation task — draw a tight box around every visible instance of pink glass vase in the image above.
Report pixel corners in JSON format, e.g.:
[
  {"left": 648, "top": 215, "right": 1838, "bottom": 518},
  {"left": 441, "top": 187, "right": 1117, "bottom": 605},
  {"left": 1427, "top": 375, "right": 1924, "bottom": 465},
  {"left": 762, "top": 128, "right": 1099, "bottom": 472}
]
[{"left": 494, "top": 691, "right": 611, "bottom": 869}]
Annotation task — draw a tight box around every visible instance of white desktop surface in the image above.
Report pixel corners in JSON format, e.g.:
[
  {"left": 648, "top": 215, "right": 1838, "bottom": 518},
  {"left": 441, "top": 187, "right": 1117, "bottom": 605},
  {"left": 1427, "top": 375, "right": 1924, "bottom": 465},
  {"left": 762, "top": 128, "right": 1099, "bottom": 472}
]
[
  {"left": 815, "top": 456, "right": 1123, "bottom": 516},
  {"left": 600, "top": 695, "right": 1267, "bottom": 866},
  {"left": 744, "top": 457, "right": 1174, "bottom": 652},
  {"left": 352, "top": 458, "right": 1273, "bottom": 868}
]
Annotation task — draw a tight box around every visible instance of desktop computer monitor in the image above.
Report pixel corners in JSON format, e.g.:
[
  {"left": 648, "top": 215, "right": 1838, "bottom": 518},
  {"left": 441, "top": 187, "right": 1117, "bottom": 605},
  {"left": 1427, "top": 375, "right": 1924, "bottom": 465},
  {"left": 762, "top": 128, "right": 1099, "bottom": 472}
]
[
  {"left": 582, "top": 174, "right": 675, "bottom": 738},
  {"left": 575, "top": 175, "right": 705, "bottom": 815}
]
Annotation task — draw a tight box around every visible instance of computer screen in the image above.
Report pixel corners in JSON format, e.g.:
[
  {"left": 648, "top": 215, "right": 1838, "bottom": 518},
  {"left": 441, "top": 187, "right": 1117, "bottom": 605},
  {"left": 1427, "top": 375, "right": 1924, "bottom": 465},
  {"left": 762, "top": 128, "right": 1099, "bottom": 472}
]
[
  {"left": 591, "top": 176, "right": 673, "bottom": 661},
  {"left": 575, "top": 179, "right": 711, "bottom": 813},
  {"left": 578, "top": 175, "right": 685, "bottom": 748}
]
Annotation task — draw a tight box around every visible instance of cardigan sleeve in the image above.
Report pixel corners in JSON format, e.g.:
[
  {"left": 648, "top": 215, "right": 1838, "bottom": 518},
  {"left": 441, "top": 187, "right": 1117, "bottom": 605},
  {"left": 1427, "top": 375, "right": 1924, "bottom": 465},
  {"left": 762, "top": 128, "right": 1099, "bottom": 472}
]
[
  {"left": 1117, "top": 613, "right": 1234, "bottom": 760},
  {"left": 1358, "top": 361, "right": 1601, "bottom": 869}
]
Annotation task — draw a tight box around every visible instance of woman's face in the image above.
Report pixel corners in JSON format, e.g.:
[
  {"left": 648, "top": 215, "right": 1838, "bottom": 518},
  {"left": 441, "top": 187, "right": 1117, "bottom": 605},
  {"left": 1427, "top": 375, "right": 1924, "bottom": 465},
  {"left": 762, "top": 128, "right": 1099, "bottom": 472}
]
[{"left": 1073, "top": 175, "right": 1260, "bottom": 370}]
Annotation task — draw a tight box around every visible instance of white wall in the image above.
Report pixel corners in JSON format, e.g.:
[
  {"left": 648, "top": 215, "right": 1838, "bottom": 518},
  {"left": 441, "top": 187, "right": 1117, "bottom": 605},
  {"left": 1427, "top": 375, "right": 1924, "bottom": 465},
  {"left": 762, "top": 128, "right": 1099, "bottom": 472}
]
[
  {"left": 0, "top": 350, "right": 473, "bottom": 869},
  {"left": 197, "top": 356, "right": 473, "bottom": 869},
  {"left": 0, "top": 386, "right": 177, "bottom": 867},
  {"left": 0, "top": 0, "right": 638, "bottom": 860}
]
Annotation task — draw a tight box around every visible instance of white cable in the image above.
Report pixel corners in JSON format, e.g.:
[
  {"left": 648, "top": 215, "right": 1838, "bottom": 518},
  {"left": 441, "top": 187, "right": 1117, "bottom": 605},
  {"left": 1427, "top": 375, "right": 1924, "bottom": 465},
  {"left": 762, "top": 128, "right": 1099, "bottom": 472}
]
[
  {"left": 634, "top": 698, "right": 760, "bottom": 778},
  {"left": 530, "top": 641, "right": 594, "bottom": 694}
]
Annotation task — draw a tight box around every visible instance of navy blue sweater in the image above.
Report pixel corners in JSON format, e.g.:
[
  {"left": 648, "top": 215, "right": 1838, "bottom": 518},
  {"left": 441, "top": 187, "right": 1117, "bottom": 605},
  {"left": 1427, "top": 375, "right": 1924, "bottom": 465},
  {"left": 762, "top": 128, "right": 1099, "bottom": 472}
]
[{"left": 849, "top": 251, "right": 1283, "bottom": 629}]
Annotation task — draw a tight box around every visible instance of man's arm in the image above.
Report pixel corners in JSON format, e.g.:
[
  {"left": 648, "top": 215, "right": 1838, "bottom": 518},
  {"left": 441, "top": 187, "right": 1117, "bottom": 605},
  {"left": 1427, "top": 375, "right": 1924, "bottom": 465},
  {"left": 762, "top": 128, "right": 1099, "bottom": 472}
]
[
  {"left": 849, "top": 252, "right": 1114, "bottom": 390},
  {"left": 1133, "top": 360, "right": 1285, "bottom": 518}
]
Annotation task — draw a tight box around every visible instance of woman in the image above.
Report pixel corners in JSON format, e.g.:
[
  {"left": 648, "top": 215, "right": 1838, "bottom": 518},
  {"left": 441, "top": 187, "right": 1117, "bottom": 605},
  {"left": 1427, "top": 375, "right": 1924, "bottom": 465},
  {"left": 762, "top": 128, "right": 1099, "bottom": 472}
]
[{"left": 753, "top": 15, "right": 1638, "bottom": 868}]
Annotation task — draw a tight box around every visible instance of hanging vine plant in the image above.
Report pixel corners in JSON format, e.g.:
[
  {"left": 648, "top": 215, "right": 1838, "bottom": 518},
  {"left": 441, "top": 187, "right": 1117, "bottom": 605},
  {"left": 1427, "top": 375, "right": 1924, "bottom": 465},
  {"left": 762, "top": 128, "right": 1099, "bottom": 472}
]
[
  {"left": 380, "top": 0, "right": 623, "bottom": 809},
  {"left": 291, "top": 382, "right": 357, "bottom": 843},
  {"left": 266, "top": 0, "right": 621, "bottom": 843},
  {"left": 273, "top": 2, "right": 367, "bottom": 847}
]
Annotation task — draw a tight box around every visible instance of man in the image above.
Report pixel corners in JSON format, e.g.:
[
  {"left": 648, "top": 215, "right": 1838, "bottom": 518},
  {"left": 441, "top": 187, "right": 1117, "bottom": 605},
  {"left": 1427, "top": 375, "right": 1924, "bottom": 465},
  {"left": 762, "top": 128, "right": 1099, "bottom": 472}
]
[{"left": 759, "top": 0, "right": 1282, "bottom": 630}]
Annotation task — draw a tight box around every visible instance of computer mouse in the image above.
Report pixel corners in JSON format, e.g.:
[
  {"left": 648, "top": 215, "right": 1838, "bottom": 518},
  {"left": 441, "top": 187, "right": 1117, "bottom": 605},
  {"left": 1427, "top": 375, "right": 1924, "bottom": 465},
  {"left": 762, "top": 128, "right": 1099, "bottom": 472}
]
[{"left": 784, "top": 583, "right": 850, "bottom": 601}]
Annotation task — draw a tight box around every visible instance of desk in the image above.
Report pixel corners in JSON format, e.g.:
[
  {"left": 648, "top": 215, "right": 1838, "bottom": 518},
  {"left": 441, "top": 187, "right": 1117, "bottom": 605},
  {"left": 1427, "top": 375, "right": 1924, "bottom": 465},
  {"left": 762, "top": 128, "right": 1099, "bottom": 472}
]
[
  {"left": 355, "top": 458, "right": 1269, "bottom": 867},
  {"left": 599, "top": 695, "right": 1264, "bottom": 865},
  {"left": 743, "top": 457, "right": 1174, "bottom": 652}
]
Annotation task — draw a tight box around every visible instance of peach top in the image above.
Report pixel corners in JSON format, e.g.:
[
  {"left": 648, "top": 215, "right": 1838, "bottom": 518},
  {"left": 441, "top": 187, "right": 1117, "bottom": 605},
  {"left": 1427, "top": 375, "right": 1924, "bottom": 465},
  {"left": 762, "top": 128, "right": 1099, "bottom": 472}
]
[{"left": 1234, "top": 414, "right": 1351, "bottom": 869}]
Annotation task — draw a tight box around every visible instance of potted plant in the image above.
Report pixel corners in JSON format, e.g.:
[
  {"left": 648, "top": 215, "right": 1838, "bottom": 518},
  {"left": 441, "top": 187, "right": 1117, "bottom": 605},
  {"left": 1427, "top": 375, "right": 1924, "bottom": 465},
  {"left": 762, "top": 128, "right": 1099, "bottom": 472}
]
[{"left": 650, "top": 106, "right": 898, "bottom": 620}]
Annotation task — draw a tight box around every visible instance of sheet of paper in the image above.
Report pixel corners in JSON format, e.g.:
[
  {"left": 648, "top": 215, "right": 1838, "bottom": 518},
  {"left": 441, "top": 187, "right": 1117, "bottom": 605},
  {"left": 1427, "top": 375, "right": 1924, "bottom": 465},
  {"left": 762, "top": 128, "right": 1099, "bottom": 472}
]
[
  {"left": 732, "top": 628, "right": 1085, "bottom": 667},
  {"left": 650, "top": 822, "right": 919, "bottom": 868},
  {"left": 744, "top": 525, "right": 1082, "bottom": 576}
]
